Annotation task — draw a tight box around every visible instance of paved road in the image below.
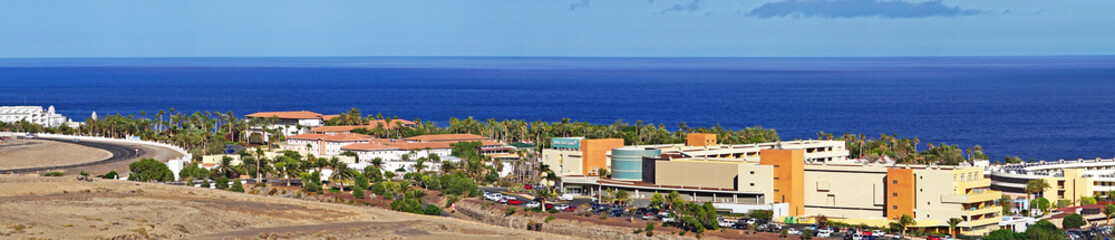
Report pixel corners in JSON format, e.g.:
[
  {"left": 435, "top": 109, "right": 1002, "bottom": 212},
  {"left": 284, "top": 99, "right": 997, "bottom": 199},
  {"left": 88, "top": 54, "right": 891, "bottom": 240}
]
[{"left": 0, "top": 138, "right": 143, "bottom": 174}]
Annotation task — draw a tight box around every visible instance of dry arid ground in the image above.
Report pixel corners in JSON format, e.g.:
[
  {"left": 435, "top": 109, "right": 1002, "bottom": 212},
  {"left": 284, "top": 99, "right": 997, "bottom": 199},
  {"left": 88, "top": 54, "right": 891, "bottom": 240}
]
[
  {"left": 0, "top": 174, "right": 578, "bottom": 240},
  {"left": 0, "top": 139, "right": 111, "bottom": 170}
]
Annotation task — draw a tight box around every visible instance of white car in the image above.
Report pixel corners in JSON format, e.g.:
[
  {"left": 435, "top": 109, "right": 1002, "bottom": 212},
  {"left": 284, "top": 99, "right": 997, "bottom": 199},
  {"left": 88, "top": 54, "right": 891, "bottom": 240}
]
[
  {"left": 558, "top": 194, "right": 575, "bottom": 201},
  {"left": 484, "top": 193, "right": 503, "bottom": 201},
  {"left": 660, "top": 217, "right": 675, "bottom": 223},
  {"left": 525, "top": 201, "right": 541, "bottom": 208},
  {"left": 553, "top": 204, "right": 570, "bottom": 211},
  {"left": 787, "top": 228, "right": 801, "bottom": 235},
  {"left": 872, "top": 230, "right": 887, "bottom": 238},
  {"left": 718, "top": 220, "right": 734, "bottom": 228},
  {"left": 817, "top": 228, "right": 833, "bottom": 238}
]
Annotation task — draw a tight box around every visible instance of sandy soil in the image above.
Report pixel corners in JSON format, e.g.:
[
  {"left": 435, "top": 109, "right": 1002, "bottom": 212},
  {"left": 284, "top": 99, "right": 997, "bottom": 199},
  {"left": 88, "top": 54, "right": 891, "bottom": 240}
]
[
  {"left": 0, "top": 175, "right": 576, "bottom": 239},
  {"left": 0, "top": 139, "right": 112, "bottom": 170}
]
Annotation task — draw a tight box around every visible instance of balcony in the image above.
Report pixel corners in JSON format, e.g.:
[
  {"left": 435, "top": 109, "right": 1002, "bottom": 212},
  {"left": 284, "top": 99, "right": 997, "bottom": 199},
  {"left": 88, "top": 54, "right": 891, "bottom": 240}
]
[
  {"left": 941, "top": 190, "right": 1001, "bottom": 203},
  {"left": 963, "top": 206, "right": 1000, "bottom": 216},
  {"left": 959, "top": 178, "right": 992, "bottom": 190},
  {"left": 961, "top": 216, "right": 1001, "bottom": 228}
]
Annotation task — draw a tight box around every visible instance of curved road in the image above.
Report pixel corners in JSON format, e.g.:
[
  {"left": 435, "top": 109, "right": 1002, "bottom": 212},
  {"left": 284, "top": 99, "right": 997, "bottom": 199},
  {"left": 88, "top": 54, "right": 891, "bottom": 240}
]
[{"left": 0, "top": 138, "right": 146, "bottom": 174}]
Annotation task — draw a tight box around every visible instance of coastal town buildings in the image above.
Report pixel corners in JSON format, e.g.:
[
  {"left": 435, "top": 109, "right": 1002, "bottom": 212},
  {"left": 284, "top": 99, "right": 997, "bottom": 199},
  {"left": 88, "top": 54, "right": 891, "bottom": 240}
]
[
  {"left": 988, "top": 158, "right": 1115, "bottom": 206},
  {"left": 0, "top": 105, "right": 75, "bottom": 128},
  {"left": 245, "top": 111, "right": 326, "bottom": 138},
  {"left": 548, "top": 134, "right": 1001, "bottom": 235}
]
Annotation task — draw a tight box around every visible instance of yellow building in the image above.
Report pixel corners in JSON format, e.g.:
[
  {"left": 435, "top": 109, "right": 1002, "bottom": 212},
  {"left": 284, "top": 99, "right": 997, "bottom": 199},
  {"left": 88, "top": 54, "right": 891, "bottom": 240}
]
[
  {"left": 541, "top": 137, "right": 625, "bottom": 176},
  {"left": 1039, "top": 169, "right": 1094, "bottom": 205}
]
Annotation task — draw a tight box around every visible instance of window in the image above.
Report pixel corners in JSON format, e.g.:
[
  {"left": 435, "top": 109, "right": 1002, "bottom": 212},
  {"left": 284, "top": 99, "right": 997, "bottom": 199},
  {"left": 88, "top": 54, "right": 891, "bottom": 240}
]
[
  {"left": 750, "top": 171, "right": 755, "bottom": 174},
  {"left": 892, "top": 193, "right": 898, "bottom": 197},
  {"left": 892, "top": 180, "right": 898, "bottom": 184},
  {"left": 750, "top": 183, "right": 755, "bottom": 187},
  {"left": 892, "top": 205, "right": 898, "bottom": 210}
]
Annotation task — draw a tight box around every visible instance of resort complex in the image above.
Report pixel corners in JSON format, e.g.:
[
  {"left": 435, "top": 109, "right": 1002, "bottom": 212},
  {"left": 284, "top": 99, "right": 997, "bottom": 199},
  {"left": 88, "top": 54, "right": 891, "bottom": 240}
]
[
  {"left": 543, "top": 134, "right": 1006, "bottom": 235},
  {"left": 0, "top": 105, "right": 79, "bottom": 128}
]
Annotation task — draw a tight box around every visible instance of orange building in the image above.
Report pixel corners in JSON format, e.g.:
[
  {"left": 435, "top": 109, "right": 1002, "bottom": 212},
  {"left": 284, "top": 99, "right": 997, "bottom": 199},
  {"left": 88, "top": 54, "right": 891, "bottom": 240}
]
[
  {"left": 886, "top": 168, "right": 916, "bottom": 220},
  {"left": 760, "top": 149, "right": 805, "bottom": 216},
  {"left": 581, "top": 138, "right": 625, "bottom": 176},
  {"left": 685, "top": 133, "right": 718, "bottom": 147}
]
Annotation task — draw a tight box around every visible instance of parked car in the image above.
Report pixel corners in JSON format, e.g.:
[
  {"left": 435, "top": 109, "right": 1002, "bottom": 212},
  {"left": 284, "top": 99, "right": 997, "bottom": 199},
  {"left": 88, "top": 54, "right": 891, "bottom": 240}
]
[
  {"left": 524, "top": 184, "right": 534, "bottom": 190},
  {"left": 641, "top": 212, "right": 654, "bottom": 220},
  {"left": 484, "top": 193, "right": 503, "bottom": 201},
  {"left": 817, "top": 228, "right": 833, "bottom": 237},
  {"left": 563, "top": 206, "right": 578, "bottom": 212},
  {"left": 718, "top": 220, "right": 734, "bottom": 228},
  {"left": 499, "top": 196, "right": 515, "bottom": 204},
  {"left": 872, "top": 230, "right": 886, "bottom": 238},
  {"left": 609, "top": 208, "right": 624, "bottom": 217},
  {"left": 553, "top": 204, "right": 569, "bottom": 211},
  {"left": 926, "top": 235, "right": 941, "bottom": 240},
  {"left": 544, "top": 203, "right": 554, "bottom": 210},
  {"left": 787, "top": 228, "right": 801, "bottom": 235},
  {"left": 660, "top": 216, "right": 675, "bottom": 223},
  {"left": 525, "top": 201, "right": 541, "bottom": 208},
  {"left": 764, "top": 223, "right": 783, "bottom": 232},
  {"left": 507, "top": 199, "right": 523, "bottom": 205}
]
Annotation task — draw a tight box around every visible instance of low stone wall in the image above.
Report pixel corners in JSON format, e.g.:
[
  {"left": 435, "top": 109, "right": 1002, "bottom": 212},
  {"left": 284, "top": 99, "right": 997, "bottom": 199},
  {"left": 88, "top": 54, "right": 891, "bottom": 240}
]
[{"left": 453, "top": 200, "right": 694, "bottom": 240}]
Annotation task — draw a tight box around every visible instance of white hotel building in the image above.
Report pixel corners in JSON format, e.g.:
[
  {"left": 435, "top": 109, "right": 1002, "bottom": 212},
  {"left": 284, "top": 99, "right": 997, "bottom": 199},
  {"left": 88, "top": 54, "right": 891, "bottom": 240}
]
[{"left": 0, "top": 105, "right": 74, "bottom": 127}]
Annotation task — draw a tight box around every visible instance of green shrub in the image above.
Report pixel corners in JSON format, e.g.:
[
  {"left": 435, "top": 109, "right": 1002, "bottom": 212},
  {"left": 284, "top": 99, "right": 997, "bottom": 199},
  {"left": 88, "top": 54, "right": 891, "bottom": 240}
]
[
  {"left": 353, "top": 188, "right": 365, "bottom": 199},
  {"left": 127, "top": 158, "right": 173, "bottom": 182},
  {"left": 390, "top": 198, "right": 423, "bottom": 213},
  {"left": 215, "top": 177, "right": 229, "bottom": 190},
  {"left": 371, "top": 182, "right": 387, "bottom": 196},
  {"left": 423, "top": 205, "right": 442, "bottom": 216},
  {"left": 545, "top": 216, "right": 555, "bottom": 223},
  {"left": 1025, "top": 220, "right": 1064, "bottom": 240},
  {"left": 199, "top": 179, "right": 211, "bottom": 188},
  {"left": 43, "top": 172, "right": 63, "bottom": 177},
  {"left": 229, "top": 180, "right": 244, "bottom": 192},
  {"left": 104, "top": 171, "right": 119, "bottom": 179},
  {"left": 1062, "top": 213, "right": 1085, "bottom": 229},
  {"left": 506, "top": 208, "right": 517, "bottom": 216}
]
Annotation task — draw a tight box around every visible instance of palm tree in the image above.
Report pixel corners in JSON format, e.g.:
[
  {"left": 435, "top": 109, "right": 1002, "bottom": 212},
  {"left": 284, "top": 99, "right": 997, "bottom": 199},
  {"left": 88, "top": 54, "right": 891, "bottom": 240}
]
[
  {"left": 218, "top": 156, "right": 237, "bottom": 178},
  {"left": 371, "top": 157, "right": 384, "bottom": 169},
  {"left": 1105, "top": 204, "right": 1115, "bottom": 225},
  {"left": 275, "top": 157, "right": 302, "bottom": 186},
  {"left": 898, "top": 214, "right": 915, "bottom": 236},
  {"left": 328, "top": 158, "right": 355, "bottom": 190},
  {"left": 947, "top": 218, "right": 962, "bottom": 237},
  {"left": 1025, "top": 179, "right": 1051, "bottom": 213},
  {"left": 415, "top": 157, "right": 427, "bottom": 173}
]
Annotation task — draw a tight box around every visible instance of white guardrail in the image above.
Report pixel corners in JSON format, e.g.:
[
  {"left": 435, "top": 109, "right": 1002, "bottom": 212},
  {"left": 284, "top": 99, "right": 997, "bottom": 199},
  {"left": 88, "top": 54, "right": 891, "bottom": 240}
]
[{"left": 31, "top": 133, "right": 193, "bottom": 180}]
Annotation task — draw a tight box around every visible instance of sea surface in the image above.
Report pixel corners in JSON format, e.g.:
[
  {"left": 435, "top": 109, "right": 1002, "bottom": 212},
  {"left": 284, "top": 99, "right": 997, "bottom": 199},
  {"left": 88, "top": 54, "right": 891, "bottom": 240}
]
[{"left": 1, "top": 56, "right": 1114, "bottom": 161}]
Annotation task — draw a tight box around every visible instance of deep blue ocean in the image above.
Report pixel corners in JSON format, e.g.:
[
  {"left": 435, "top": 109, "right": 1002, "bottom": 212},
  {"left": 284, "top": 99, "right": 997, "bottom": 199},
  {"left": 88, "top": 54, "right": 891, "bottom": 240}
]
[{"left": 1, "top": 56, "right": 1114, "bottom": 161}]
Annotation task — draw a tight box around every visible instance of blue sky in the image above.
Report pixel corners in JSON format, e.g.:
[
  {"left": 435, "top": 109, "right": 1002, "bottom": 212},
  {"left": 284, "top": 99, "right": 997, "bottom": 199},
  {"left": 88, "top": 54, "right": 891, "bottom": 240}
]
[{"left": 1, "top": 0, "right": 1112, "bottom": 58}]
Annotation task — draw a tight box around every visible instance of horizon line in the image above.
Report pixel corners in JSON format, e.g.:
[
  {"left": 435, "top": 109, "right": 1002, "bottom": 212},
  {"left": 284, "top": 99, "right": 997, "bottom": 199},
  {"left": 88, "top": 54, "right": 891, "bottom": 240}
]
[{"left": 2, "top": 54, "right": 1115, "bottom": 60}]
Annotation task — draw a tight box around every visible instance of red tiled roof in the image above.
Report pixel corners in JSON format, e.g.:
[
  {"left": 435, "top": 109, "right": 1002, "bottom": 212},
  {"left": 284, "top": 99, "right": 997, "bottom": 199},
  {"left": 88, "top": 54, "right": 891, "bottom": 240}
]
[
  {"left": 404, "top": 133, "right": 488, "bottom": 142},
  {"left": 341, "top": 141, "right": 453, "bottom": 151},
  {"left": 322, "top": 115, "right": 340, "bottom": 121},
  {"left": 287, "top": 133, "right": 372, "bottom": 142},
  {"left": 246, "top": 111, "right": 323, "bottom": 119},
  {"left": 310, "top": 125, "right": 369, "bottom": 133},
  {"left": 341, "top": 143, "right": 399, "bottom": 151}
]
